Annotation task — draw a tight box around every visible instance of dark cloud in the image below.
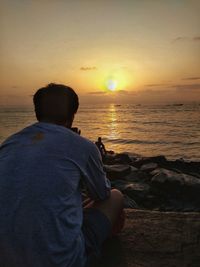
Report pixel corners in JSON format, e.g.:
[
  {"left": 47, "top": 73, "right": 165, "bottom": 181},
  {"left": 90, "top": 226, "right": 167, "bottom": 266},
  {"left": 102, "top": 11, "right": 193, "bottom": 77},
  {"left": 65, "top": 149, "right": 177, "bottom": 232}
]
[
  {"left": 172, "top": 36, "right": 200, "bottom": 43},
  {"left": 172, "top": 84, "right": 200, "bottom": 91},
  {"left": 88, "top": 91, "right": 107, "bottom": 95},
  {"left": 88, "top": 90, "right": 129, "bottom": 95},
  {"left": 117, "top": 90, "right": 129, "bottom": 94},
  {"left": 193, "top": 36, "right": 200, "bottom": 41},
  {"left": 140, "top": 89, "right": 171, "bottom": 94},
  {"left": 182, "top": 77, "right": 200, "bottom": 80},
  {"left": 80, "top": 67, "right": 97, "bottom": 71},
  {"left": 146, "top": 83, "right": 169, "bottom": 87},
  {"left": 172, "top": 36, "right": 188, "bottom": 43}
]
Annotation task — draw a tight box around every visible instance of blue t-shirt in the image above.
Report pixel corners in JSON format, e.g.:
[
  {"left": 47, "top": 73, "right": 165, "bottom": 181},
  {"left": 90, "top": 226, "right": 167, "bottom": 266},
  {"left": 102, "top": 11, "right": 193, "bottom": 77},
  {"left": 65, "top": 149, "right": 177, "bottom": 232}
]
[{"left": 0, "top": 122, "right": 111, "bottom": 267}]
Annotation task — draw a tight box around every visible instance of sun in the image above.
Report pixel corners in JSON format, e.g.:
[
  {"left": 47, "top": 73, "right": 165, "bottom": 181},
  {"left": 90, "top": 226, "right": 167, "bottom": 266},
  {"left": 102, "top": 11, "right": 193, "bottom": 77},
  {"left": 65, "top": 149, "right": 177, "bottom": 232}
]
[
  {"left": 99, "top": 69, "right": 129, "bottom": 93},
  {"left": 106, "top": 79, "right": 118, "bottom": 92}
]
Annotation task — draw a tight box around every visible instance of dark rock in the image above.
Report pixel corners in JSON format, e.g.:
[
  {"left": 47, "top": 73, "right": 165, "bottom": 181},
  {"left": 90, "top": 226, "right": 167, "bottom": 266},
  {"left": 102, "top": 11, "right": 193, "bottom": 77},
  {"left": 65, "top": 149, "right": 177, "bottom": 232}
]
[
  {"left": 159, "top": 159, "right": 200, "bottom": 176},
  {"left": 122, "top": 152, "right": 142, "bottom": 162},
  {"left": 150, "top": 168, "right": 200, "bottom": 210},
  {"left": 189, "top": 172, "right": 200, "bottom": 179},
  {"left": 151, "top": 168, "right": 200, "bottom": 189},
  {"left": 103, "top": 153, "right": 132, "bottom": 165},
  {"left": 113, "top": 153, "right": 133, "bottom": 164},
  {"left": 142, "top": 194, "right": 161, "bottom": 210},
  {"left": 123, "top": 195, "right": 139, "bottom": 209},
  {"left": 125, "top": 169, "right": 151, "bottom": 184},
  {"left": 104, "top": 164, "right": 131, "bottom": 180},
  {"left": 121, "top": 182, "right": 150, "bottom": 204},
  {"left": 110, "top": 179, "right": 128, "bottom": 191},
  {"left": 104, "top": 150, "right": 200, "bottom": 212},
  {"left": 132, "top": 155, "right": 167, "bottom": 168},
  {"left": 103, "top": 153, "right": 118, "bottom": 164},
  {"left": 140, "top": 162, "right": 158, "bottom": 172},
  {"left": 130, "top": 166, "right": 138, "bottom": 172},
  {"left": 123, "top": 166, "right": 140, "bottom": 182}
]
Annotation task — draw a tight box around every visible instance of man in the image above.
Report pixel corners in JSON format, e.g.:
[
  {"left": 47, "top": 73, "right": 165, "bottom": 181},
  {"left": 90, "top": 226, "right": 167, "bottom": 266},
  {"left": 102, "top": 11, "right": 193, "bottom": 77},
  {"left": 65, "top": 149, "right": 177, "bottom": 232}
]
[
  {"left": 0, "top": 83, "right": 124, "bottom": 267},
  {"left": 95, "top": 137, "right": 107, "bottom": 159}
]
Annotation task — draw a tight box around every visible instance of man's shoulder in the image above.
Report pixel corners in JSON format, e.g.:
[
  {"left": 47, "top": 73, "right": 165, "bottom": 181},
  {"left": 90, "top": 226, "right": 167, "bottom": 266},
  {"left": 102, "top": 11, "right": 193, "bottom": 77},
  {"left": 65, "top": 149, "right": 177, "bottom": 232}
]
[
  {"left": 72, "top": 132, "right": 97, "bottom": 151},
  {"left": 1, "top": 124, "right": 35, "bottom": 145}
]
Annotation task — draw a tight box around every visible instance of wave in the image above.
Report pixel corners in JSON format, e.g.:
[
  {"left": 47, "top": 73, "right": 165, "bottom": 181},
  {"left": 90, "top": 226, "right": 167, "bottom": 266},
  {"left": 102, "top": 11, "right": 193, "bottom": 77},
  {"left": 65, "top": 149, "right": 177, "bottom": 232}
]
[{"left": 106, "top": 138, "right": 200, "bottom": 146}]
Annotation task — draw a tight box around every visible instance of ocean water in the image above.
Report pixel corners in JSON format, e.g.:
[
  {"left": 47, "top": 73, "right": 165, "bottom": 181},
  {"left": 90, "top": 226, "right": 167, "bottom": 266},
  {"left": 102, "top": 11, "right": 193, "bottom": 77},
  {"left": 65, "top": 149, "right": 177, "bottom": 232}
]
[{"left": 0, "top": 103, "right": 200, "bottom": 161}]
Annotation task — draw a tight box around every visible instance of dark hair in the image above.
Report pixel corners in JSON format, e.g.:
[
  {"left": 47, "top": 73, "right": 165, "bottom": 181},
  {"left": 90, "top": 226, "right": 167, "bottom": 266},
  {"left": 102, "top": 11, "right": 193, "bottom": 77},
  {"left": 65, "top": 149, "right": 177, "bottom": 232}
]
[{"left": 33, "top": 83, "right": 79, "bottom": 124}]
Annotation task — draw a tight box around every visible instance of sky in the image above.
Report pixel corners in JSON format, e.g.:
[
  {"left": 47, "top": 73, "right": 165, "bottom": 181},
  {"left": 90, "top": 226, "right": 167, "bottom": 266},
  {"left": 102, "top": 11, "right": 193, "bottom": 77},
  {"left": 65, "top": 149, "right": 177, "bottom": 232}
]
[{"left": 0, "top": 0, "right": 200, "bottom": 105}]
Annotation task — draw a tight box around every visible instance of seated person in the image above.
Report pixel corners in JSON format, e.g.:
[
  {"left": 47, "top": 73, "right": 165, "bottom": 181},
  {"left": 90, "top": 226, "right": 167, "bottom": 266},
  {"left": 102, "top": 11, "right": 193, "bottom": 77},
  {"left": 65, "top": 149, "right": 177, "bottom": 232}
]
[
  {"left": 0, "top": 83, "right": 124, "bottom": 267},
  {"left": 95, "top": 137, "right": 107, "bottom": 158}
]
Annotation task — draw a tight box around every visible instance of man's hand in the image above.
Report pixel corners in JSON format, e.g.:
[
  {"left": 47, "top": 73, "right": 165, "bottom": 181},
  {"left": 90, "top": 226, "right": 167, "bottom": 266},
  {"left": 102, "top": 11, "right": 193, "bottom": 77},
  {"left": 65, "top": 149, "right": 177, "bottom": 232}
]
[{"left": 71, "top": 127, "right": 81, "bottom": 135}]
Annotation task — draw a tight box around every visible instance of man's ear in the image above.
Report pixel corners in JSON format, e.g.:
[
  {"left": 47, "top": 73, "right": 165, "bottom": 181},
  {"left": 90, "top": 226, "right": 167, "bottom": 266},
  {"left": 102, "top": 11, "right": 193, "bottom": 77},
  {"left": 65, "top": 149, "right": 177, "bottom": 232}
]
[{"left": 65, "top": 115, "right": 74, "bottom": 128}]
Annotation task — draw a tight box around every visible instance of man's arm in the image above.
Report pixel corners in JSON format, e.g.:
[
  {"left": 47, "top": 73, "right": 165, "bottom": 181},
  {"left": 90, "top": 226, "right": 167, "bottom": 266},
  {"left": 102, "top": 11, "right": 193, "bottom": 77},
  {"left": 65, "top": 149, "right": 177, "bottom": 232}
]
[{"left": 82, "top": 144, "right": 111, "bottom": 201}]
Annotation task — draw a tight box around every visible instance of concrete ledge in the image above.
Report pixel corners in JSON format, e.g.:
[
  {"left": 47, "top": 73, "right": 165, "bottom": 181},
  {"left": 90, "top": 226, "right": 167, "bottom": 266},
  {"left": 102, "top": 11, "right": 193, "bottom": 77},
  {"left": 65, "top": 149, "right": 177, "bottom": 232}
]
[{"left": 94, "top": 209, "right": 200, "bottom": 267}]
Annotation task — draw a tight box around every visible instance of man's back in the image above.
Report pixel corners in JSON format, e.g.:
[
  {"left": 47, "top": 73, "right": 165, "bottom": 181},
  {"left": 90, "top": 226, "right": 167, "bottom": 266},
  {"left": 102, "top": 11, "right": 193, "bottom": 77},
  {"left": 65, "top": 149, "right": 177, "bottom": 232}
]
[{"left": 0, "top": 122, "right": 110, "bottom": 267}]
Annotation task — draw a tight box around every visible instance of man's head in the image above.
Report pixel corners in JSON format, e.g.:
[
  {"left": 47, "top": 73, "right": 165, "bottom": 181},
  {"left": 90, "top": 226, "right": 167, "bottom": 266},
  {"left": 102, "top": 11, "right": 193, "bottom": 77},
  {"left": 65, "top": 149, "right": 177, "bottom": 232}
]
[
  {"left": 33, "top": 83, "right": 79, "bottom": 127},
  {"left": 98, "top": 137, "right": 102, "bottom": 142}
]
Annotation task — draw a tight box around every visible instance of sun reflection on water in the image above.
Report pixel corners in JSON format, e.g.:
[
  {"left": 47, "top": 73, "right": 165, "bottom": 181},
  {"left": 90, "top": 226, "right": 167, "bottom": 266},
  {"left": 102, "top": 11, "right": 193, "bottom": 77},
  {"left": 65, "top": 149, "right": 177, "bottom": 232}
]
[{"left": 107, "top": 104, "right": 120, "bottom": 140}]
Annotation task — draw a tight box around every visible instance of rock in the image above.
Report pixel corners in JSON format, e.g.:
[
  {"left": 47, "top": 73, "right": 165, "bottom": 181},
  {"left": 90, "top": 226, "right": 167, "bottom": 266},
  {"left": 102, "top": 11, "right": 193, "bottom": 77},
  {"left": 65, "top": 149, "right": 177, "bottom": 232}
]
[
  {"left": 158, "top": 159, "right": 200, "bottom": 176},
  {"left": 123, "top": 195, "right": 139, "bottom": 209},
  {"left": 124, "top": 170, "right": 151, "bottom": 183},
  {"left": 93, "top": 209, "right": 200, "bottom": 267},
  {"left": 189, "top": 172, "right": 200, "bottom": 179},
  {"left": 132, "top": 155, "right": 167, "bottom": 168},
  {"left": 130, "top": 166, "right": 138, "bottom": 172},
  {"left": 104, "top": 164, "right": 131, "bottom": 180},
  {"left": 103, "top": 153, "right": 132, "bottom": 165},
  {"left": 104, "top": 153, "right": 132, "bottom": 165},
  {"left": 123, "top": 166, "right": 140, "bottom": 182},
  {"left": 122, "top": 152, "right": 142, "bottom": 162},
  {"left": 103, "top": 153, "right": 118, "bottom": 164},
  {"left": 150, "top": 168, "right": 200, "bottom": 210},
  {"left": 151, "top": 168, "right": 200, "bottom": 189},
  {"left": 110, "top": 179, "right": 128, "bottom": 191},
  {"left": 140, "top": 162, "right": 158, "bottom": 172},
  {"left": 121, "top": 182, "right": 150, "bottom": 204}
]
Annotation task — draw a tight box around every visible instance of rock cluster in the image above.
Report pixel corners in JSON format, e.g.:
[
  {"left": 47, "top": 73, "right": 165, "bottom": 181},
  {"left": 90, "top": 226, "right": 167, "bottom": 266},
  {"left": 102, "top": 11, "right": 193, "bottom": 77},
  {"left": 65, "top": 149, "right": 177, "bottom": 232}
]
[
  {"left": 92, "top": 153, "right": 200, "bottom": 267},
  {"left": 103, "top": 152, "right": 200, "bottom": 211}
]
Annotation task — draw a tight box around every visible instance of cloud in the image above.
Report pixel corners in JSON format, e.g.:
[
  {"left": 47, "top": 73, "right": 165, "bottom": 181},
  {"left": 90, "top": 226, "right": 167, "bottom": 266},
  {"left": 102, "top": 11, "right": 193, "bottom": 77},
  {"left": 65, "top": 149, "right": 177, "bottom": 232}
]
[
  {"left": 140, "top": 88, "right": 172, "bottom": 94},
  {"left": 88, "top": 90, "right": 129, "bottom": 95},
  {"left": 80, "top": 66, "right": 97, "bottom": 71},
  {"left": 172, "top": 84, "right": 200, "bottom": 91},
  {"left": 88, "top": 91, "right": 107, "bottom": 95},
  {"left": 193, "top": 36, "right": 200, "bottom": 41},
  {"left": 172, "top": 36, "right": 189, "bottom": 43},
  {"left": 146, "top": 83, "right": 169, "bottom": 87},
  {"left": 172, "top": 36, "right": 200, "bottom": 43},
  {"left": 182, "top": 77, "right": 200, "bottom": 80},
  {"left": 117, "top": 90, "right": 129, "bottom": 94}
]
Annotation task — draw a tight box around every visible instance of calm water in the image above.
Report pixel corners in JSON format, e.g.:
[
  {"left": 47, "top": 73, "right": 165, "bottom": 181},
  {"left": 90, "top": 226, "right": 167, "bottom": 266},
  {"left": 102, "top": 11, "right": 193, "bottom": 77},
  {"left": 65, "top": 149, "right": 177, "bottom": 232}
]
[{"left": 0, "top": 103, "right": 200, "bottom": 161}]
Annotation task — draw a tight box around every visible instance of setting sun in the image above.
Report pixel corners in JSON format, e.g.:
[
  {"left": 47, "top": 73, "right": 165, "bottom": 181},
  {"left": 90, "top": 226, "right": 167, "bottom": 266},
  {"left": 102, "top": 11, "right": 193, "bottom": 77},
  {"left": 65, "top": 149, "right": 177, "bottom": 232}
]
[
  {"left": 99, "top": 70, "right": 130, "bottom": 93},
  {"left": 106, "top": 79, "right": 118, "bottom": 92}
]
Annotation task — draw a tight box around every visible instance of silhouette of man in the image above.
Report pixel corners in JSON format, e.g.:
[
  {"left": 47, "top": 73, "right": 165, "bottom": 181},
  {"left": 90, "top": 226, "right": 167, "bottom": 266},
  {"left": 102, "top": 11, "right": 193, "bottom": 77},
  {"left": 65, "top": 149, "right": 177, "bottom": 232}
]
[
  {"left": 0, "top": 83, "right": 124, "bottom": 267},
  {"left": 95, "top": 137, "right": 107, "bottom": 158}
]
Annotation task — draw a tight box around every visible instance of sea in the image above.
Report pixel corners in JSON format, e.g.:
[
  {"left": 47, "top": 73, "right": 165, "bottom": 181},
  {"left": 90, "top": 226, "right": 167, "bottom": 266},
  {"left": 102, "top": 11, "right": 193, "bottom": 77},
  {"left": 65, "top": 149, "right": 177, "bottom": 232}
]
[{"left": 0, "top": 103, "right": 200, "bottom": 161}]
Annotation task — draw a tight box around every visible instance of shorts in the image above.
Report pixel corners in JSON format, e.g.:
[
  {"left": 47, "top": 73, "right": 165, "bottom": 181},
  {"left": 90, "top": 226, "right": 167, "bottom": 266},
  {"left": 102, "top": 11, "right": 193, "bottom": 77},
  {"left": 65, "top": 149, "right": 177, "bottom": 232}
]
[{"left": 82, "top": 208, "right": 111, "bottom": 266}]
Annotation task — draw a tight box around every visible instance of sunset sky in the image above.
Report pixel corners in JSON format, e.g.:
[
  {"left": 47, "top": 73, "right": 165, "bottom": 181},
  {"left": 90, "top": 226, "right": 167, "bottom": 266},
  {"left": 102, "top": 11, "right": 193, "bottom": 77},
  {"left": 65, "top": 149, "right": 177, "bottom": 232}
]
[{"left": 1, "top": 0, "right": 200, "bottom": 105}]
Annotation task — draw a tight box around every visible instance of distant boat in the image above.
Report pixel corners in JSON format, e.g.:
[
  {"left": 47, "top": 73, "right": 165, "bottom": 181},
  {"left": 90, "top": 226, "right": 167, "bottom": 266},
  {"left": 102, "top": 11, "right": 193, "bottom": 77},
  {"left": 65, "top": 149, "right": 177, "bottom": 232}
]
[
  {"left": 173, "top": 103, "right": 184, "bottom": 106},
  {"left": 114, "top": 104, "right": 121, "bottom": 107}
]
